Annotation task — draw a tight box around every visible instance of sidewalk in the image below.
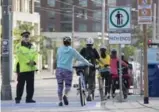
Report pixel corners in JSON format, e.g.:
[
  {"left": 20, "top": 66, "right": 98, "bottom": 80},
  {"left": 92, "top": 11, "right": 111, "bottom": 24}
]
[{"left": 1, "top": 70, "right": 159, "bottom": 112}]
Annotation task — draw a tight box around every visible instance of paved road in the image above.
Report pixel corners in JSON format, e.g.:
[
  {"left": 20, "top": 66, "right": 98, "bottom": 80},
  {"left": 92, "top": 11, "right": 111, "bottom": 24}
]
[{"left": 1, "top": 71, "right": 159, "bottom": 112}]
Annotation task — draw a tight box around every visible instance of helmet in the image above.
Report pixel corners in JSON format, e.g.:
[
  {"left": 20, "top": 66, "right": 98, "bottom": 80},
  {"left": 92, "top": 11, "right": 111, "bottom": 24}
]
[
  {"left": 86, "top": 38, "right": 94, "bottom": 45},
  {"left": 111, "top": 49, "right": 117, "bottom": 54},
  {"left": 121, "top": 53, "right": 125, "bottom": 56},
  {"left": 63, "top": 36, "right": 72, "bottom": 43},
  {"left": 100, "top": 45, "right": 107, "bottom": 50}
]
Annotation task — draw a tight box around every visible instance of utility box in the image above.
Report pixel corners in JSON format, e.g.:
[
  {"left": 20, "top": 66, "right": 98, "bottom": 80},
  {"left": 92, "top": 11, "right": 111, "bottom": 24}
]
[{"left": 147, "top": 48, "right": 159, "bottom": 97}]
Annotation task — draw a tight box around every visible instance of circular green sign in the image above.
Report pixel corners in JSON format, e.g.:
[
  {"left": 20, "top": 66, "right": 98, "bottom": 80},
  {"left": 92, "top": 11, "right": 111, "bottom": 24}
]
[{"left": 110, "top": 8, "right": 129, "bottom": 28}]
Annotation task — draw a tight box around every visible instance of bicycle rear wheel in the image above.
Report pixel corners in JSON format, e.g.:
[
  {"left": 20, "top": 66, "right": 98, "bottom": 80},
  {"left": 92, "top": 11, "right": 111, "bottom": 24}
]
[
  {"left": 79, "top": 78, "right": 86, "bottom": 106},
  {"left": 123, "top": 80, "right": 128, "bottom": 99}
]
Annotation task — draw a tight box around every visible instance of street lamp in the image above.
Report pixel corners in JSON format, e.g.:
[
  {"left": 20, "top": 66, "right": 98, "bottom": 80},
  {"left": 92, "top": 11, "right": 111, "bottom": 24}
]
[{"left": 102, "top": 0, "right": 106, "bottom": 45}]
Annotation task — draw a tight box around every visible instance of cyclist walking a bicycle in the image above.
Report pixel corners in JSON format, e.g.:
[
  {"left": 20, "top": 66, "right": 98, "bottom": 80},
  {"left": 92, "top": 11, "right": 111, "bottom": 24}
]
[
  {"left": 97, "top": 45, "right": 111, "bottom": 99},
  {"left": 56, "top": 36, "right": 92, "bottom": 106},
  {"left": 80, "top": 38, "right": 102, "bottom": 101}
]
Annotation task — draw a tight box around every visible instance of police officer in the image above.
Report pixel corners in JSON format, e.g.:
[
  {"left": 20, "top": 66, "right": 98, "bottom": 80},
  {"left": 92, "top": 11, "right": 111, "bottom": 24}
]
[{"left": 15, "top": 31, "right": 38, "bottom": 104}]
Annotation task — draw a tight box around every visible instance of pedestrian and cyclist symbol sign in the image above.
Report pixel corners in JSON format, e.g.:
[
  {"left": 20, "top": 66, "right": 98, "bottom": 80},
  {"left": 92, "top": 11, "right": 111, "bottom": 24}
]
[{"left": 108, "top": 7, "right": 131, "bottom": 31}]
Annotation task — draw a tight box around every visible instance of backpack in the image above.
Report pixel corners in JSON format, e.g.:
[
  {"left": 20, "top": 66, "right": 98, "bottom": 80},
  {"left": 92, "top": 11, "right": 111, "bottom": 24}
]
[{"left": 83, "top": 47, "right": 96, "bottom": 65}]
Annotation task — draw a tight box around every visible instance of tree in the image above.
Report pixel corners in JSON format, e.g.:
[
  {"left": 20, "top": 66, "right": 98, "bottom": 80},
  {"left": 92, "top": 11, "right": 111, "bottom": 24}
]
[
  {"left": 133, "top": 25, "right": 152, "bottom": 48},
  {"left": 123, "top": 45, "right": 136, "bottom": 60}
]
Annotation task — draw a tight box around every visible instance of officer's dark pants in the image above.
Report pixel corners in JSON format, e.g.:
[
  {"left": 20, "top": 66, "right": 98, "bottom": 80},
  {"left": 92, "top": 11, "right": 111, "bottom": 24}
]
[{"left": 15, "top": 71, "right": 34, "bottom": 101}]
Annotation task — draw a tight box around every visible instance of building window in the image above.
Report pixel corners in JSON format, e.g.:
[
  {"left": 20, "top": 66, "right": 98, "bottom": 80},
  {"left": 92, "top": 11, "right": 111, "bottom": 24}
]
[
  {"left": 20, "top": 0, "right": 23, "bottom": 11},
  {"left": 48, "top": 11, "right": 55, "bottom": 20},
  {"left": 92, "top": 22, "right": 101, "bottom": 32},
  {"left": 93, "top": 10, "right": 102, "bottom": 19},
  {"left": 61, "top": 0, "right": 73, "bottom": 8},
  {"left": 16, "top": 0, "right": 20, "bottom": 11},
  {"left": 78, "top": 24, "right": 87, "bottom": 32},
  {"left": 92, "top": 0, "right": 102, "bottom": 7},
  {"left": 61, "top": 10, "right": 72, "bottom": 21},
  {"left": 108, "top": 0, "right": 116, "bottom": 5},
  {"left": 61, "top": 23, "right": 72, "bottom": 32},
  {"left": 24, "top": 0, "right": 29, "bottom": 12},
  {"left": 47, "top": 24, "right": 55, "bottom": 32},
  {"left": 47, "top": 0, "right": 55, "bottom": 7},
  {"left": 29, "top": 0, "right": 33, "bottom": 13},
  {"left": 79, "top": 0, "right": 87, "bottom": 7}
]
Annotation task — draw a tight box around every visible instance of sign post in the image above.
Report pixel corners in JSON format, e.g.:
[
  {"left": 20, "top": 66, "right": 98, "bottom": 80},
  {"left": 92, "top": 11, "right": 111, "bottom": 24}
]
[
  {"left": 108, "top": 7, "right": 131, "bottom": 102},
  {"left": 143, "top": 24, "right": 149, "bottom": 104},
  {"left": 138, "top": 0, "right": 152, "bottom": 104},
  {"left": 108, "top": 7, "right": 131, "bottom": 31}
]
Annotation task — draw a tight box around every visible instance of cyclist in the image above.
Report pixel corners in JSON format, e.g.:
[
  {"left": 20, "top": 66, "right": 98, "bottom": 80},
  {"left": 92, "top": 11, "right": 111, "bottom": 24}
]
[
  {"left": 98, "top": 45, "right": 111, "bottom": 99},
  {"left": 110, "top": 49, "right": 128, "bottom": 98},
  {"left": 121, "top": 53, "right": 129, "bottom": 75},
  {"left": 80, "top": 38, "right": 101, "bottom": 101},
  {"left": 56, "top": 36, "right": 92, "bottom": 106},
  {"left": 121, "top": 54, "right": 133, "bottom": 93}
]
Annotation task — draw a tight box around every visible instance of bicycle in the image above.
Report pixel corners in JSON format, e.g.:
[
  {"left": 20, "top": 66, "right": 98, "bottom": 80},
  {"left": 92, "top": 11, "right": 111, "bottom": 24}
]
[
  {"left": 96, "top": 66, "right": 110, "bottom": 101},
  {"left": 111, "top": 67, "right": 130, "bottom": 99},
  {"left": 73, "top": 64, "right": 91, "bottom": 106}
]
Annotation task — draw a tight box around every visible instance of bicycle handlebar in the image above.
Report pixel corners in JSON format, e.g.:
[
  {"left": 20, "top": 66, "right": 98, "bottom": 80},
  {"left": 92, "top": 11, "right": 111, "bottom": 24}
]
[{"left": 73, "top": 64, "right": 93, "bottom": 69}]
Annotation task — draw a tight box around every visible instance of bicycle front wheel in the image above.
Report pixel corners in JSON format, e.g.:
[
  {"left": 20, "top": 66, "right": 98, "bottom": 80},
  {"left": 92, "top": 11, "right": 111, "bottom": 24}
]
[{"left": 79, "top": 78, "right": 86, "bottom": 106}]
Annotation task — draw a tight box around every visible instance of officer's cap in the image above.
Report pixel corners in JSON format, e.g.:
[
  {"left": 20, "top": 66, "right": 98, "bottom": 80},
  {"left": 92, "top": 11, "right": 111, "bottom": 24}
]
[{"left": 21, "top": 31, "right": 30, "bottom": 37}]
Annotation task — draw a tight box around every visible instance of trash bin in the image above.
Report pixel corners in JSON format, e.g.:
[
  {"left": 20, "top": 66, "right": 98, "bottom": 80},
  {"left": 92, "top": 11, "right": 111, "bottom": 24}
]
[{"left": 148, "top": 64, "right": 159, "bottom": 97}]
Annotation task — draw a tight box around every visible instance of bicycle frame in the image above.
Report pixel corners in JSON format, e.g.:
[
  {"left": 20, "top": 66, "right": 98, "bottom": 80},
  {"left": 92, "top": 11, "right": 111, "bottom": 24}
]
[{"left": 79, "top": 72, "right": 86, "bottom": 92}]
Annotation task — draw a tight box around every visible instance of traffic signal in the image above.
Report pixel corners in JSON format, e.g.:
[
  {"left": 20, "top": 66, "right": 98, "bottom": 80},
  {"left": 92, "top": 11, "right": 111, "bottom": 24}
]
[
  {"left": 148, "top": 39, "right": 152, "bottom": 44},
  {"left": 148, "top": 39, "right": 152, "bottom": 47}
]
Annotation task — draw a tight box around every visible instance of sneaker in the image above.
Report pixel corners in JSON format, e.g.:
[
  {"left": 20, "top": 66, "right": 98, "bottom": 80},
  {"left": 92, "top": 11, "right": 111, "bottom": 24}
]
[
  {"left": 112, "top": 94, "right": 115, "bottom": 98},
  {"left": 63, "top": 95, "right": 69, "bottom": 105},
  {"left": 26, "top": 99, "right": 36, "bottom": 103},
  {"left": 58, "top": 102, "right": 63, "bottom": 106},
  {"left": 87, "top": 95, "right": 92, "bottom": 101},
  {"left": 15, "top": 100, "right": 20, "bottom": 104},
  {"left": 123, "top": 94, "right": 128, "bottom": 99},
  {"left": 107, "top": 94, "right": 110, "bottom": 99}
]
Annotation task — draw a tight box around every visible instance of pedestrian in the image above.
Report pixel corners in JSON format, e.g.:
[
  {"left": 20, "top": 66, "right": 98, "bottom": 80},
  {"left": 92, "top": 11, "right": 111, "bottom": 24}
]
[
  {"left": 15, "top": 31, "right": 38, "bottom": 104},
  {"left": 56, "top": 36, "right": 92, "bottom": 106}
]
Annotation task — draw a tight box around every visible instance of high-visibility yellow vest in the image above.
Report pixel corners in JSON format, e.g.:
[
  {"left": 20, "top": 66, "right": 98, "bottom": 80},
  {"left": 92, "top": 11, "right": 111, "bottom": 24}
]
[{"left": 15, "top": 43, "right": 38, "bottom": 73}]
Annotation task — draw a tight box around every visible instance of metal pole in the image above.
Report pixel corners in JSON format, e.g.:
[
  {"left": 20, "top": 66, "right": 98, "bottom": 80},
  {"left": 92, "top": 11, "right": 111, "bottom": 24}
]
[
  {"left": 119, "top": 44, "right": 123, "bottom": 102},
  {"left": 102, "top": 0, "right": 105, "bottom": 45},
  {"left": 72, "top": 5, "right": 75, "bottom": 47},
  {"left": 156, "top": 0, "right": 159, "bottom": 39},
  {"left": 143, "top": 24, "right": 149, "bottom": 104},
  {"left": 153, "top": 3, "right": 156, "bottom": 40},
  {"left": 140, "top": 49, "right": 143, "bottom": 96},
  {"left": 1, "top": 0, "right": 12, "bottom": 100}
]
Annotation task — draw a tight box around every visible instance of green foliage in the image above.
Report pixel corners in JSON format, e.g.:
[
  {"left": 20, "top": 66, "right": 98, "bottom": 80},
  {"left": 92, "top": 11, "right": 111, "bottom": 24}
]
[
  {"left": 123, "top": 45, "right": 136, "bottom": 60},
  {"left": 13, "top": 23, "right": 45, "bottom": 49},
  {"left": 134, "top": 25, "right": 152, "bottom": 48}
]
